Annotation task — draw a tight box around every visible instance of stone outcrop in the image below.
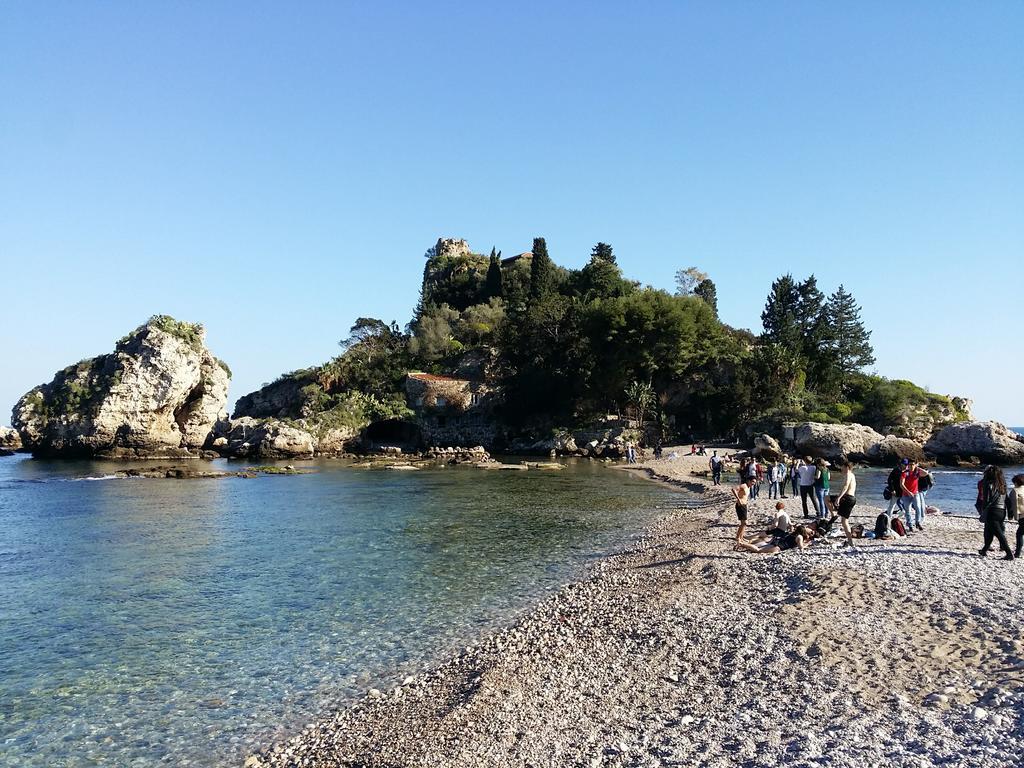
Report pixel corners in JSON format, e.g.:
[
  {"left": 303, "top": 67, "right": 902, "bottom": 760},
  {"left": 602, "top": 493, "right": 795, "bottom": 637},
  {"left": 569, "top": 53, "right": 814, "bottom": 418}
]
[
  {"left": 752, "top": 433, "right": 782, "bottom": 460},
  {"left": 0, "top": 426, "right": 21, "bottom": 450},
  {"left": 210, "top": 417, "right": 357, "bottom": 458},
  {"left": 924, "top": 421, "right": 1024, "bottom": 466},
  {"left": 886, "top": 396, "right": 974, "bottom": 442},
  {"left": 867, "top": 435, "right": 927, "bottom": 464},
  {"left": 11, "top": 316, "right": 230, "bottom": 459},
  {"left": 793, "top": 422, "right": 885, "bottom": 463}
]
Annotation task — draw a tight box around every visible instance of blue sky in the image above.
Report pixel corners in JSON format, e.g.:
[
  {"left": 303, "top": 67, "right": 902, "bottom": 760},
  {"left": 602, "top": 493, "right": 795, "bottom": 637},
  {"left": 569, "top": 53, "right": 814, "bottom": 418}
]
[{"left": 2, "top": 2, "right": 1022, "bottom": 424}]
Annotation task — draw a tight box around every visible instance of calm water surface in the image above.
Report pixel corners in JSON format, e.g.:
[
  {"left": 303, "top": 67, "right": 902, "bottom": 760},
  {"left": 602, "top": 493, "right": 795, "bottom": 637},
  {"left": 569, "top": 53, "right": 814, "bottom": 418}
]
[{"left": 0, "top": 456, "right": 676, "bottom": 767}]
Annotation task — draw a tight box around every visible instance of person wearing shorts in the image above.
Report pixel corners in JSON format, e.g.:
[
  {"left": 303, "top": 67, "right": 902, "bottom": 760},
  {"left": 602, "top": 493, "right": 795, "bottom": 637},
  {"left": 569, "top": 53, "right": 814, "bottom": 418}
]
[
  {"left": 833, "top": 459, "right": 858, "bottom": 548},
  {"left": 732, "top": 478, "right": 754, "bottom": 543}
]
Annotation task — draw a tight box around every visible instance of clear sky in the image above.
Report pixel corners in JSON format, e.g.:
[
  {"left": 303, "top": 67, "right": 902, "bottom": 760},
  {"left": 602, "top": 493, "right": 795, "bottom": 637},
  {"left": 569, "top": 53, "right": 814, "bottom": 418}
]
[{"left": 2, "top": 2, "right": 1022, "bottom": 424}]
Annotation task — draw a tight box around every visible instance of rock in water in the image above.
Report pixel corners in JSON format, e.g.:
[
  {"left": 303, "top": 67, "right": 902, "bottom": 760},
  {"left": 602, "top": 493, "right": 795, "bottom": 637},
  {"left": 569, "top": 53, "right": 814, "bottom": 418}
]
[
  {"left": 925, "top": 421, "right": 1024, "bottom": 465},
  {"left": 11, "top": 316, "right": 230, "bottom": 458},
  {"left": 0, "top": 426, "right": 21, "bottom": 450},
  {"left": 793, "top": 422, "right": 885, "bottom": 462}
]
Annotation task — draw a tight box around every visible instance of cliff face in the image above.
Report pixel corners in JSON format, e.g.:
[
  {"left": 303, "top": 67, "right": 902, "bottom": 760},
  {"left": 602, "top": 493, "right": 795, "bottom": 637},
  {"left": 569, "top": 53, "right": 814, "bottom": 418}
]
[{"left": 11, "top": 316, "right": 230, "bottom": 458}]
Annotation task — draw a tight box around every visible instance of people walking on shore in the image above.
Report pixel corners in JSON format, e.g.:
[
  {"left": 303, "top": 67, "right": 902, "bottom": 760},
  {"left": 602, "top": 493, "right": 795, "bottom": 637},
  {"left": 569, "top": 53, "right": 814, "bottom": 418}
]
[
  {"left": 709, "top": 451, "right": 723, "bottom": 485},
  {"left": 833, "top": 459, "right": 858, "bottom": 547},
  {"left": 884, "top": 460, "right": 905, "bottom": 519},
  {"left": 978, "top": 465, "right": 1013, "bottom": 560},
  {"left": 732, "top": 477, "right": 755, "bottom": 542},
  {"left": 797, "top": 458, "right": 818, "bottom": 518}
]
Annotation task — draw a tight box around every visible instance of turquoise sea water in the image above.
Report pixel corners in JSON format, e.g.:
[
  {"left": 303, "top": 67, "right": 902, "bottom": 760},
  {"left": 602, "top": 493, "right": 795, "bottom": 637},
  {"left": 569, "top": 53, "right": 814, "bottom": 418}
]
[{"left": 0, "top": 457, "right": 675, "bottom": 767}]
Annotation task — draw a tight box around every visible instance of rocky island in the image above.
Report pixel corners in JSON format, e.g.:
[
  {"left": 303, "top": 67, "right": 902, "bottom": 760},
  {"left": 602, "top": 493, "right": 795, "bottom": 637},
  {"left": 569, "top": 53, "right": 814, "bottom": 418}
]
[{"left": 7, "top": 239, "right": 1023, "bottom": 466}]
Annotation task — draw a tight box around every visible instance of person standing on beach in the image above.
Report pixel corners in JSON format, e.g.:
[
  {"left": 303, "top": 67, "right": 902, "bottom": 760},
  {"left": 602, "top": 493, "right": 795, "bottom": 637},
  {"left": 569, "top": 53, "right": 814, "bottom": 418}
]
[
  {"left": 750, "top": 459, "right": 762, "bottom": 499},
  {"left": 767, "top": 461, "right": 780, "bottom": 499},
  {"left": 900, "top": 460, "right": 925, "bottom": 531},
  {"left": 1009, "top": 474, "right": 1024, "bottom": 558},
  {"left": 978, "top": 465, "right": 1014, "bottom": 560},
  {"left": 789, "top": 459, "right": 799, "bottom": 498},
  {"left": 833, "top": 459, "right": 858, "bottom": 547},
  {"left": 797, "top": 457, "right": 818, "bottom": 518},
  {"left": 775, "top": 458, "right": 789, "bottom": 498},
  {"left": 709, "top": 451, "right": 723, "bottom": 485},
  {"left": 813, "top": 458, "right": 831, "bottom": 519},
  {"left": 732, "top": 477, "right": 755, "bottom": 542}
]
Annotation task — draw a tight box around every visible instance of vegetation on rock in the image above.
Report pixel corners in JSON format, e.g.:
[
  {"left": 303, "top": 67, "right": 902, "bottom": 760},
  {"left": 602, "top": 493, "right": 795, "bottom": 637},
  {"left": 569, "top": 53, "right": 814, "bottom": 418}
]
[{"left": 236, "top": 236, "right": 966, "bottom": 442}]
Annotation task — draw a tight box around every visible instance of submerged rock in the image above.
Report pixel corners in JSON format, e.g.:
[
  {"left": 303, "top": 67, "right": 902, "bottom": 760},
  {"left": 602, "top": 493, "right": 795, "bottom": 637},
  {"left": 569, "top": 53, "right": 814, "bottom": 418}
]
[
  {"left": 11, "top": 316, "right": 230, "bottom": 459},
  {"left": 924, "top": 421, "right": 1024, "bottom": 465}
]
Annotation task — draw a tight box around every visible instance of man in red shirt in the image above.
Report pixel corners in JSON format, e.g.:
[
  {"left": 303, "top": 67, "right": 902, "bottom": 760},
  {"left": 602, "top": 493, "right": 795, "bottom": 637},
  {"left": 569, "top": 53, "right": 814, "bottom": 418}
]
[{"left": 900, "top": 461, "right": 925, "bottom": 532}]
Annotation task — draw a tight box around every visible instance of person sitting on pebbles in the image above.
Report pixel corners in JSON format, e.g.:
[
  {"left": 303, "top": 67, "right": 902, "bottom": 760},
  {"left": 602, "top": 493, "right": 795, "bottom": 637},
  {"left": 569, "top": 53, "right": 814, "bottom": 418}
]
[
  {"left": 769, "top": 501, "right": 791, "bottom": 536},
  {"left": 735, "top": 524, "right": 813, "bottom": 554}
]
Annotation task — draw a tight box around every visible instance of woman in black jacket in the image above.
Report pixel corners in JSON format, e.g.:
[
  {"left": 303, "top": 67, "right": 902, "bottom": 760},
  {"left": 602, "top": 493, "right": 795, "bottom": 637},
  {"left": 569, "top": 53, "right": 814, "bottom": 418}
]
[{"left": 979, "top": 465, "right": 1014, "bottom": 560}]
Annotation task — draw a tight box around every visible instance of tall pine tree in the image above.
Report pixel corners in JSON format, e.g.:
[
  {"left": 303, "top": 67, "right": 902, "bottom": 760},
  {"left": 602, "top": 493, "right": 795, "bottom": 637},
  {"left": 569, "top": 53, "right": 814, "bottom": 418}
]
[
  {"left": 760, "top": 274, "right": 802, "bottom": 350},
  {"left": 591, "top": 242, "right": 616, "bottom": 264},
  {"left": 529, "top": 237, "right": 556, "bottom": 299},
  {"left": 694, "top": 278, "right": 718, "bottom": 316},
  {"left": 485, "top": 247, "right": 504, "bottom": 299},
  {"left": 826, "top": 284, "right": 875, "bottom": 374}
]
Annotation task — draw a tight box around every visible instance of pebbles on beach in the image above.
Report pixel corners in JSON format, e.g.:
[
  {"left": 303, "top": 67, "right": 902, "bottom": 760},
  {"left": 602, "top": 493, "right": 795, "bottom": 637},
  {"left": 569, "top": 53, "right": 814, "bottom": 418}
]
[{"left": 246, "top": 452, "right": 1024, "bottom": 768}]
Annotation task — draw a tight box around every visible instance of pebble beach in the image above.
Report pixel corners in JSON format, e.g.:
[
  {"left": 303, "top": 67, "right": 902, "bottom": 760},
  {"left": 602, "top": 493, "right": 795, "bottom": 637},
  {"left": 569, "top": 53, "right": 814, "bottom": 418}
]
[{"left": 246, "top": 451, "right": 1024, "bottom": 768}]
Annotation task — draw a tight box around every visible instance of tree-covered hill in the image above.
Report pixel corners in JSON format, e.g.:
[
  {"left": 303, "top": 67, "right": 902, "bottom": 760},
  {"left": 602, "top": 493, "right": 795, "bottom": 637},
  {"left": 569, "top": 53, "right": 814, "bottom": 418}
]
[{"left": 235, "top": 237, "right": 967, "bottom": 443}]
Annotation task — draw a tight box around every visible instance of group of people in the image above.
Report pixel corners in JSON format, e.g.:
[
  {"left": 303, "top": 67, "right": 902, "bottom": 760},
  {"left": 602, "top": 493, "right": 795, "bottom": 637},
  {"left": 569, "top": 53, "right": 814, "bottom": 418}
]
[
  {"left": 713, "top": 453, "right": 851, "bottom": 521},
  {"left": 724, "top": 451, "right": 1024, "bottom": 562},
  {"left": 731, "top": 456, "right": 860, "bottom": 548}
]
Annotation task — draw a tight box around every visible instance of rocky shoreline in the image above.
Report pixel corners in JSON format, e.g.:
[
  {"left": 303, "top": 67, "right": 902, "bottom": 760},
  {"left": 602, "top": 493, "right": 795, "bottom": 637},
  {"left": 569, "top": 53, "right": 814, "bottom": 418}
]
[{"left": 242, "top": 450, "right": 1024, "bottom": 768}]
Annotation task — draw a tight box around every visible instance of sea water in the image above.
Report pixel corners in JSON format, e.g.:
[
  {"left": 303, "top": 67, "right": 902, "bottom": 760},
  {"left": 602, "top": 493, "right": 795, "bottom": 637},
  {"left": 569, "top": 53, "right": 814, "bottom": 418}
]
[{"left": 0, "top": 456, "right": 676, "bottom": 767}]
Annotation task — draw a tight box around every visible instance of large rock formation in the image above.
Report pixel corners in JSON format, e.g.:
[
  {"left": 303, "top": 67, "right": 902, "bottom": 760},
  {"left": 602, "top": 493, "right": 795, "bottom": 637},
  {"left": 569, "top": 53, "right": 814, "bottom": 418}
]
[
  {"left": 11, "top": 316, "right": 230, "bottom": 458},
  {"left": 793, "top": 422, "right": 885, "bottom": 462},
  {"left": 924, "top": 421, "right": 1024, "bottom": 465}
]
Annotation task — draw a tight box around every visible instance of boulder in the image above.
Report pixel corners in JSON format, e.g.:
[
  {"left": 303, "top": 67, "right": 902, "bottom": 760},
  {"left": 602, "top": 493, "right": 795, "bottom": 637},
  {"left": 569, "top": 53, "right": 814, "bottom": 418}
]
[
  {"left": 0, "top": 426, "right": 21, "bottom": 450},
  {"left": 793, "top": 422, "right": 885, "bottom": 463},
  {"left": 315, "top": 426, "right": 358, "bottom": 455},
  {"left": 867, "top": 435, "right": 927, "bottom": 464},
  {"left": 752, "top": 433, "right": 782, "bottom": 460},
  {"left": 924, "top": 421, "right": 1024, "bottom": 465},
  {"left": 213, "top": 417, "right": 315, "bottom": 459},
  {"left": 11, "top": 316, "right": 230, "bottom": 458}
]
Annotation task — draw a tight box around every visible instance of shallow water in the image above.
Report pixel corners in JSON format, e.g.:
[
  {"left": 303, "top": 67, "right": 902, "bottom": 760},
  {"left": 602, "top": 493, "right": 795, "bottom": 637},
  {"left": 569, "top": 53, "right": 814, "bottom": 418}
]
[{"left": 0, "top": 456, "right": 675, "bottom": 767}]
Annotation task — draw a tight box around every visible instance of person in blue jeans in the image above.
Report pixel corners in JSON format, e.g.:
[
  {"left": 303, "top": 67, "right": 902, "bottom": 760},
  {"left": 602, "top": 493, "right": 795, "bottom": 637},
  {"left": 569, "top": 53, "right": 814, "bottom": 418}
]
[
  {"left": 899, "top": 461, "right": 925, "bottom": 532},
  {"left": 813, "top": 458, "right": 830, "bottom": 519}
]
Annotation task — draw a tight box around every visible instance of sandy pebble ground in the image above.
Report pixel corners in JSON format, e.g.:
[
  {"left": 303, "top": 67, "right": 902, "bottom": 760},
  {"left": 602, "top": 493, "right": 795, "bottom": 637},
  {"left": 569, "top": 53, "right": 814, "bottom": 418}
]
[{"left": 245, "top": 449, "right": 1024, "bottom": 768}]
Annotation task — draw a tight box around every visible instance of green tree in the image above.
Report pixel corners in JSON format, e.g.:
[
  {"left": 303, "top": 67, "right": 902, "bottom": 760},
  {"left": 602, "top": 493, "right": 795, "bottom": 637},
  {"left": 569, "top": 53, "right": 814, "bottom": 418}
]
[
  {"left": 693, "top": 278, "right": 718, "bottom": 316},
  {"left": 760, "top": 274, "right": 802, "bottom": 350},
  {"left": 591, "top": 242, "right": 616, "bottom": 264},
  {"left": 826, "top": 285, "right": 875, "bottom": 374},
  {"left": 409, "top": 304, "right": 461, "bottom": 363},
  {"left": 529, "top": 237, "right": 556, "bottom": 299},
  {"left": 485, "top": 248, "right": 504, "bottom": 299},
  {"left": 625, "top": 380, "right": 655, "bottom": 427}
]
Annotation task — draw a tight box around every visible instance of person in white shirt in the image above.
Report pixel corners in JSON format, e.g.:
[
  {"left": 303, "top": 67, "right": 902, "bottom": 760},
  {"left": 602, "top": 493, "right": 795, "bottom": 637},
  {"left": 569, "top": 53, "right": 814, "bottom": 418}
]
[{"left": 796, "top": 457, "right": 819, "bottom": 518}]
